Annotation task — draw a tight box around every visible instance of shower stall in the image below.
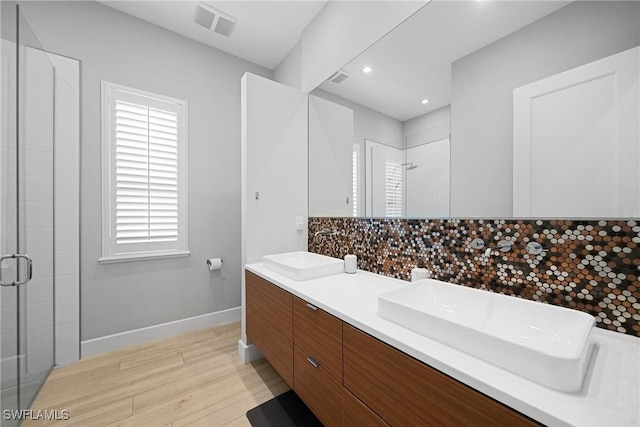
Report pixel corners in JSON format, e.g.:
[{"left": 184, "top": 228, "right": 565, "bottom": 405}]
[
  {"left": 365, "top": 136, "right": 450, "bottom": 218},
  {"left": 0, "top": 3, "right": 79, "bottom": 424}
]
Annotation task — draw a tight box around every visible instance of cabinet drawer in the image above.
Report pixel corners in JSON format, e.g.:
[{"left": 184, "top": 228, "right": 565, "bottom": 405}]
[
  {"left": 247, "top": 305, "right": 293, "bottom": 388},
  {"left": 246, "top": 271, "right": 292, "bottom": 338},
  {"left": 294, "top": 345, "right": 342, "bottom": 427},
  {"left": 293, "top": 297, "right": 343, "bottom": 381},
  {"left": 342, "top": 388, "right": 389, "bottom": 427},
  {"left": 343, "top": 325, "right": 539, "bottom": 427}
]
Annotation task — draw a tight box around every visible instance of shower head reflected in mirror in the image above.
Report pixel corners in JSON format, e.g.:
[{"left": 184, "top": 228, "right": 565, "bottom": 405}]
[{"left": 401, "top": 162, "right": 418, "bottom": 170}]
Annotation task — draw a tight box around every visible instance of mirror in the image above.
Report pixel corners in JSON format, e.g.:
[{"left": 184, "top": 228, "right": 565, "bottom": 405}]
[{"left": 308, "top": 1, "right": 640, "bottom": 218}]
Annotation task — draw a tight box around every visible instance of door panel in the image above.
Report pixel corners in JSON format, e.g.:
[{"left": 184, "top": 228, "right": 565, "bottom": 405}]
[
  {"left": 0, "top": 5, "right": 55, "bottom": 425},
  {"left": 16, "top": 6, "right": 55, "bottom": 412},
  {"left": 1, "top": 4, "right": 21, "bottom": 423},
  {"left": 513, "top": 46, "right": 640, "bottom": 217}
]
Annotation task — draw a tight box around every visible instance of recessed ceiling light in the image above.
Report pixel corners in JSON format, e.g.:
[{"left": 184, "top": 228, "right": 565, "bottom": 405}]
[
  {"left": 421, "top": 99, "right": 430, "bottom": 105},
  {"left": 362, "top": 66, "right": 372, "bottom": 74}
]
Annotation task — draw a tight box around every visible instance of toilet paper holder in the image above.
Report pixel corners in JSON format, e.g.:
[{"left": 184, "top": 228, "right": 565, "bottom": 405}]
[{"left": 206, "top": 258, "right": 223, "bottom": 270}]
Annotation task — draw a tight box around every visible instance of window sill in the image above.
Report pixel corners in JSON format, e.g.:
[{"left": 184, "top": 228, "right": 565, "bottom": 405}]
[{"left": 98, "top": 250, "right": 191, "bottom": 264}]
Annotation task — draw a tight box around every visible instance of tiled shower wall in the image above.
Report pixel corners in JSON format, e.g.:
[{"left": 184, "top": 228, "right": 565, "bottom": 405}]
[
  {"left": 308, "top": 217, "right": 640, "bottom": 337},
  {"left": 1, "top": 43, "right": 80, "bottom": 385},
  {"left": 50, "top": 51, "right": 80, "bottom": 366}
]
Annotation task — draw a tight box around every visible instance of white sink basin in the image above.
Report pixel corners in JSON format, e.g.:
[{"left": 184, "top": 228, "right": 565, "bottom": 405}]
[
  {"left": 378, "top": 280, "right": 595, "bottom": 392},
  {"left": 263, "top": 251, "right": 344, "bottom": 281}
]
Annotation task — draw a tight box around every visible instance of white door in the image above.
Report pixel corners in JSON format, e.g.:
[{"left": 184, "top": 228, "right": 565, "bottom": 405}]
[{"left": 513, "top": 46, "right": 639, "bottom": 217}]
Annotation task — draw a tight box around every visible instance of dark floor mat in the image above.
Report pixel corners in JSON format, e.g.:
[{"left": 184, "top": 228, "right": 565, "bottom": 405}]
[{"left": 246, "top": 390, "right": 323, "bottom": 427}]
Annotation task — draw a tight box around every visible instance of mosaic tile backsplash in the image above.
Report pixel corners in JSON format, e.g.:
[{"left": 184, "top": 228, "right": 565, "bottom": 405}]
[{"left": 308, "top": 217, "right": 640, "bottom": 337}]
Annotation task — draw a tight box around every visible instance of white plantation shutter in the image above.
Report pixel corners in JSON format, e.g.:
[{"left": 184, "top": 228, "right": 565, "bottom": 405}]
[
  {"left": 352, "top": 147, "right": 358, "bottom": 217},
  {"left": 385, "top": 161, "right": 403, "bottom": 217},
  {"left": 115, "top": 100, "right": 179, "bottom": 244},
  {"left": 101, "top": 82, "right": 188, "bottom": 262}
]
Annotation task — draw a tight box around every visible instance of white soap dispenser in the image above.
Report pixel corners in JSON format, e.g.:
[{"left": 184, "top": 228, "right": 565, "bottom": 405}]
[
  {"left": 411, "top": 259, "right": 431, "bottom": 282},
  {"left": 344, "top": 254, "right": 357, "bottom": 274}
]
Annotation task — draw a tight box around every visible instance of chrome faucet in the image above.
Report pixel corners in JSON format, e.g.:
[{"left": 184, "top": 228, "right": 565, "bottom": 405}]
[
  {"left": 472, "top": 237, "right": 512, "bottom": 258},
  {"left": 484, "top": 240, "right": 512, "bottom": 257},
  {"left": 495, "top": 240, "right": 512, "bottom": 252},
  {"left": 313, "top": 228, "right": 339, "bottom": 238}
]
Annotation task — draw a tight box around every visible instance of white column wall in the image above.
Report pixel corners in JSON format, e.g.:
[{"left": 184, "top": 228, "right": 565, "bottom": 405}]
[{"left": 239, "top": 73, "right": 307, "bottom": 362}]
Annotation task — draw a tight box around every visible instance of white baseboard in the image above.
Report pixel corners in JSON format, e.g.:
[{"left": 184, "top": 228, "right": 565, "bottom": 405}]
[
  {"left": 81, "top": 307, "right": 241, "bottom": 358},
  {"left": 237, "top": 338, "right": 263, "bottom": 364}
]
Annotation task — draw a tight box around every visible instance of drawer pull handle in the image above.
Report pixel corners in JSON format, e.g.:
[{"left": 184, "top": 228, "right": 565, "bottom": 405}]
[
  {"left": 306, "top": 303, "right": 318, "bottom": 311},
  {"left": 307, "top": 357, "right": 319, "bottom": 368}
]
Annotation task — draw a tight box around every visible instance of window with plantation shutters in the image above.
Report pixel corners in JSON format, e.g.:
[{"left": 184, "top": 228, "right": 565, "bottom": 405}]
[
  {"left": 100, "top": 82, "right": 189, "bottom": 262},
  {"left": 352, "top": 145, "right": 359, "bottom": 217},
  {"left": 385, "top": 160, "right": 403, "bottom": 217}
]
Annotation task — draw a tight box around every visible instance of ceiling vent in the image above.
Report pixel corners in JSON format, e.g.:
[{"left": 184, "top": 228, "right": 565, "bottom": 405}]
[
  {"left": 194, "top": 2, "right": 236, "bottom": 37},
  {"left": 328, "top": 69, "right": 350, "bottom": 84},
  {"left": 214, "top": 15, "right": 236, "bottom": 37},
  {"left": 193, "top": 3, "right": 215, "bottom": 29}
]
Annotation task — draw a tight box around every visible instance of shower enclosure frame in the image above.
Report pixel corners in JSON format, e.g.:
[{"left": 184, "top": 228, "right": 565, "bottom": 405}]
[{"left": 1, "top": 4, "right": 57, "bottom": 424}]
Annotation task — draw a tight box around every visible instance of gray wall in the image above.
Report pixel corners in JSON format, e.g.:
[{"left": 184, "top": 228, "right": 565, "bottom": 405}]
[
  {"left": 21, "top": 1, "right": 271, "bottom": 341},
  {"left": 450, "top": 1, "right": 640, "bottom": 217},
  {"left": 403, "top": 105, "right": 451, "bottom": 149},
  {"left": 311, "top": 88, "right": 403, "bottom": 148},
  {"left": 1, "top": 1, "right": 17, "bottom": 42},
  {"left": 273, "top": 40, "right": 302, "bottom": 91}
]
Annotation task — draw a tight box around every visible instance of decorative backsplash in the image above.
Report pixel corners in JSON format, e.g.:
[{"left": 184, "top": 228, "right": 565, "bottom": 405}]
[{"left": 308, "top": 217, "right": 640, "bottom": 337}]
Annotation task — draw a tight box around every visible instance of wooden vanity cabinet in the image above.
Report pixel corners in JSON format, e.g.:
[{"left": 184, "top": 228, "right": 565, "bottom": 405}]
[
  {"left": 246, "top": 271, "right": 292, "bottom": 336},
  {"left": 342, "top": 388, "right": 390, "bottom": 427},
  {"left": 293, "top": 296, "right": 343, "bottom": 380},
  {"left": 294, "top": 345, "right": 343, "bottom": 426},
  {"left": 343, "top": 324, "right": 539, "bottom": 427},
  {"left": 245, "top": 271, "right": 293, "bottom": 387},
  {"left": 246, "top": 271, "right": 539, "bottom": 427},
  {"left": 292, "top": 296, "right": 344, "bottom": 426}
]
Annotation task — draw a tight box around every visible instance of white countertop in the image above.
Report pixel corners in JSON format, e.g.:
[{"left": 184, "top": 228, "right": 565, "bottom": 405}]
[{"left": 246, "top": 263, "right": 640, "bottom": 427}]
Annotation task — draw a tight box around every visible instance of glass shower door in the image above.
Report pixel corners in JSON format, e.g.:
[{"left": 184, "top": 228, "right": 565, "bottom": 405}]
[{"left": 1, "top": 4, "right": 55, "bottom": 425}]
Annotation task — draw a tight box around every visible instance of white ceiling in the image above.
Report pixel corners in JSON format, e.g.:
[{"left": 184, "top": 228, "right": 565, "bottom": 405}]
[
  {"left": 98, "top": 1, "right": 327, "bottom": 69},
  {"left": 98, "top": 0, "right": 571, "bottom": 121},
  {"left": 318, "top": 0, "right": 570, "bottom": 122}
]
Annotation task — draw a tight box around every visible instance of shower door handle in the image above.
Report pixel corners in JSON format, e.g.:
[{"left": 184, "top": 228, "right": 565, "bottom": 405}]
[
  {"left": 0, "top": 253, "right": 33, "bottom": 286},
  {"left": 14, "top": 253, "right": 33, "bottom": 285}
]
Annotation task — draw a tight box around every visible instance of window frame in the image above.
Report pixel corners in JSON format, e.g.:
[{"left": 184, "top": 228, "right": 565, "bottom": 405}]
[
  {"left": 352, "top": 143, "right": 360, "bottom": 217},
  {"left": 99, "top": 81, "right": 189, "bottom": 263},
  {"left": 385, "top": 160, "right": 403, "bottom": 217}
]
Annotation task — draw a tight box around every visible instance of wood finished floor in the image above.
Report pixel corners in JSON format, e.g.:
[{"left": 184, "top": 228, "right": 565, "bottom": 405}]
[{"left": 23, "top": 322, "right": 289, "bottom": 426}]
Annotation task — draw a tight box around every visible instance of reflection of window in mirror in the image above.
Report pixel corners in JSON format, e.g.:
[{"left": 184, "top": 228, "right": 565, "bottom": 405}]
[
  {"left": 352, "top": 144, "right": 359, "bottom": 217},
  {"left": 385, "top": 161, "right": 403, "bottom": 217}
]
